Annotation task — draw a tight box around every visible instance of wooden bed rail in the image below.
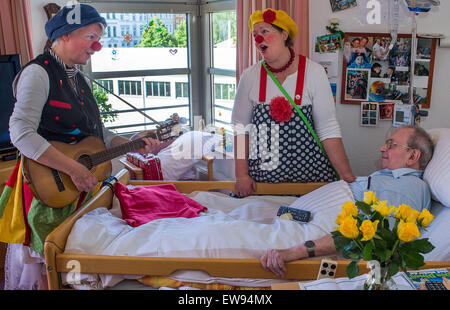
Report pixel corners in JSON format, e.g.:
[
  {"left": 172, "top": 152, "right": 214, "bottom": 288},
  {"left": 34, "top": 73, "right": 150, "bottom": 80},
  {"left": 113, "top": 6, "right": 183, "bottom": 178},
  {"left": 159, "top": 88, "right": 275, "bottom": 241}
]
[{"left": 129, "top": 180, "right": 329, "bottom": 195}]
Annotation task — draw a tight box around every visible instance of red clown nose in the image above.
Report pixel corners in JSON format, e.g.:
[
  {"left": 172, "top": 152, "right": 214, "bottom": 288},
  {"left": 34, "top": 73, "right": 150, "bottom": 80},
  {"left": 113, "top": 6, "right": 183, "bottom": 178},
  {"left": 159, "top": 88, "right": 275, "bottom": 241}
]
[
  {"left": 91, "top": 41, "right": 102, "bottom": 52},
  {"left": 254, "top": 35, "right": 264, "bottom": 44}
]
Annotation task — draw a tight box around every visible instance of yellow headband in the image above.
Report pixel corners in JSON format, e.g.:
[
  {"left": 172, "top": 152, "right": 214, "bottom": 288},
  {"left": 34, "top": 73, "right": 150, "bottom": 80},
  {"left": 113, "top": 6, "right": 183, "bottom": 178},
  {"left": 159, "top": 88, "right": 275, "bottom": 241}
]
[{"left": 249, "top": 8, "right": 298, "bottom": 40}]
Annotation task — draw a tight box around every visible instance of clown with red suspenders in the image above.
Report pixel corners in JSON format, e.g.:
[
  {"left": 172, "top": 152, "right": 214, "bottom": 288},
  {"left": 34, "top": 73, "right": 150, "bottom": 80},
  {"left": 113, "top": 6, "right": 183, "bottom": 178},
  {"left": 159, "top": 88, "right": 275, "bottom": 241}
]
[{"left": 232, "top": 9, "right": 355, "bottom": 198}]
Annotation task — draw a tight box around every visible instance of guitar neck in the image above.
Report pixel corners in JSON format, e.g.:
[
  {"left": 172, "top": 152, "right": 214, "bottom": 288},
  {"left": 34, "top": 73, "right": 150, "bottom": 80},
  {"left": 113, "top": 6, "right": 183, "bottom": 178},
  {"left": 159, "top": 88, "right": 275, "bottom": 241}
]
[{"left": 89, "top": 138, "right": 148, "bottom": 167}]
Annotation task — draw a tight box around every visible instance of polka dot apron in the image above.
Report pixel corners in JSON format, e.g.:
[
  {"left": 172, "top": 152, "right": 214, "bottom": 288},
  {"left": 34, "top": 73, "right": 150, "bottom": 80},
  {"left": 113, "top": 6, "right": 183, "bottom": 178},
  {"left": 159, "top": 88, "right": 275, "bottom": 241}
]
[{"left": 248, "top": 56, "right": 337, "bottom": 183}]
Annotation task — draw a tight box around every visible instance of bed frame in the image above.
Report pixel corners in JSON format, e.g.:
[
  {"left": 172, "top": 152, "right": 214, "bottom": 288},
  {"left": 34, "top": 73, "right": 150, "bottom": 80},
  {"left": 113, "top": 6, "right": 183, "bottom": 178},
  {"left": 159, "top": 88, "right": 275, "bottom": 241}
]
[{"left": 44, "top": 169, "right": 449, "bottom": 290}]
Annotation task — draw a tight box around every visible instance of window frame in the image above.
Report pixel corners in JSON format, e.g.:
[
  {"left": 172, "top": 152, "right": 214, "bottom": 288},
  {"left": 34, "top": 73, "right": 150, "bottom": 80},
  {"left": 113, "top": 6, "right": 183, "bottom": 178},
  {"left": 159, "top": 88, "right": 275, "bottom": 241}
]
[{"left": 83, "top": 0, "right": 236, "bottom": 133}]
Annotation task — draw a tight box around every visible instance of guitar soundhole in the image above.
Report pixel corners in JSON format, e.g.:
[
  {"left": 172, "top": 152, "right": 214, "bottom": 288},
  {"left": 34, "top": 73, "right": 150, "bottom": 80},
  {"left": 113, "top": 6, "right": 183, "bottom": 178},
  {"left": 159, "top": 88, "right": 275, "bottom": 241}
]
[{"left": 78, "top": 154, "right": 93, "bottom": 170}]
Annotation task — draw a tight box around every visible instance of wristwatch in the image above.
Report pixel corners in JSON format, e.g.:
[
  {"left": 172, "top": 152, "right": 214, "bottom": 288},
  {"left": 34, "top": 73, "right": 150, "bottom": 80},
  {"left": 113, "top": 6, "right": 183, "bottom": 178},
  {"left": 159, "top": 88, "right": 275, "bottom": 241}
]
[{"left": 304, "top": 240, "right": 316, "bottom": 258}]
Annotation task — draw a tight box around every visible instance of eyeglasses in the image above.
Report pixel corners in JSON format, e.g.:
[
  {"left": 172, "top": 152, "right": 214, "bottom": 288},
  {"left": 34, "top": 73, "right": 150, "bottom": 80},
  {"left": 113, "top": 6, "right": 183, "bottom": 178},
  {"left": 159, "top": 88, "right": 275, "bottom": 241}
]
[{"left": 384, "top": 139, "right": 412, "bottom": 151}]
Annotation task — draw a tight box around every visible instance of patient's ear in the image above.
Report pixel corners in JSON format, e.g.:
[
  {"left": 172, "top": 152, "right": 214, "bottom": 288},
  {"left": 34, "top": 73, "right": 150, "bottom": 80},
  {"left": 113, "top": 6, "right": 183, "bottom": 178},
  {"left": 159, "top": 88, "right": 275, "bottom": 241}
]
[{"left": 407, "top": 149, "right": 421, "bottom": 168}]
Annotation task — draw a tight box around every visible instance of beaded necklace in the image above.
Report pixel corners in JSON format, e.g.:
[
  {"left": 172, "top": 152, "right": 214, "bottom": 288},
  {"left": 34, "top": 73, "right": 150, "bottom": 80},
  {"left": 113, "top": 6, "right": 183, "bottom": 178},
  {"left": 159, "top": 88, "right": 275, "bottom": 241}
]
[{"left": 264, "top": 47, "right": 295, "bottom": 73}]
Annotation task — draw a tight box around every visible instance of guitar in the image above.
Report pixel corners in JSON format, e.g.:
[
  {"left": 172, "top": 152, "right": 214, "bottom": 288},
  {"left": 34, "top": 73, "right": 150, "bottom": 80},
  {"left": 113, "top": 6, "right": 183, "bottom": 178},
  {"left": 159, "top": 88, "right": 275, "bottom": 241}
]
[{"left": 22, "top": 120, "right": 182, "bottom": 208}]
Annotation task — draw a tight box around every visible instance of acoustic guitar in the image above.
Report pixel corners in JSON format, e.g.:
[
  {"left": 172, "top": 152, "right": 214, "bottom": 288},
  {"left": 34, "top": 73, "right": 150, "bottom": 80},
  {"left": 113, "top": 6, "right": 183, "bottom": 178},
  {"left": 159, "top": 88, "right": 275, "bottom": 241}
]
[{"left": 23, "top": 121, "right": 181, "bottom": 208}]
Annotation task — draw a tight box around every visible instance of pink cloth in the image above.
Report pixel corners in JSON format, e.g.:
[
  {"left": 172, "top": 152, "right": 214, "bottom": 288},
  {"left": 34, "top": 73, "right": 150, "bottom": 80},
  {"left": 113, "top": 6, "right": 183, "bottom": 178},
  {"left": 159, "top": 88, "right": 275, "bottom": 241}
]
[{"left": 114, "top": 182, "right": 207, "bottom": 227}]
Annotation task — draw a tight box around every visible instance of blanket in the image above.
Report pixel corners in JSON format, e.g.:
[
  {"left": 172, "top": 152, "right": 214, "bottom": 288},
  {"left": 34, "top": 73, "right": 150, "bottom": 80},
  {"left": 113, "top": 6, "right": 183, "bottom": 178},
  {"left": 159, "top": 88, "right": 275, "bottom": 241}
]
[{"left": 63, "top": 180, "right": 355, "bottom": 288}]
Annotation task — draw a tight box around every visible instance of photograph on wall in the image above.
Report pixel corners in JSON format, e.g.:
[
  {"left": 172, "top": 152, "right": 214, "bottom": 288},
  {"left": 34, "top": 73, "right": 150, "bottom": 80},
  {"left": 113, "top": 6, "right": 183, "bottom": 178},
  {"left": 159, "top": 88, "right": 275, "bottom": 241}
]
[
  {"left": 372, "top": 37, "right": 391, "bottom": 61},
  {"left": 388, "top": 37, "right": 411, "bottom": 70},
  {"left": 417, "top": 38, "right": 432, "bottom": 60},
  {"left": 379, "top": 103, "right": 394, "bottom": 120},
  {"left": 345, "top": 69, "right": 369, "bottom": 101},
  {"left": 341, "top": 33, "right": 436, "bottom": 108},
  {"left": 344, "top": 36, "right": 373, "bottom": 64},
  {"left": 316, "top": 33, "right": 343, "bottom": 53},
  {"left": 361, "top": 102, "right": 378, "bottom": 126},
  {"left": 413, "top": 87, "right": 428, "bottom": 105},
  {"left": 329, "top": 0, "right": 358, "bottom": 12}
]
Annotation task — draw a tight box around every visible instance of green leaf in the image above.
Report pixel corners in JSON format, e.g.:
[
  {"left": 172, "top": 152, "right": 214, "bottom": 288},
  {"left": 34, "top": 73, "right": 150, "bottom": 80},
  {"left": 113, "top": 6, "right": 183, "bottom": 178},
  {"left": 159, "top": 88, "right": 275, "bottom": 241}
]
[
  {"left": 346, "top": 261, "right": 359, "bottom": 279},
  {"left": 363, "top": 242, "right": 373, "bottom": 261},
  {"left": 388, "top": 261, "right": 399, "bottom": 277},
  {"left": 374, "top": 239, "right": 388, "bottom": 262},
  {"left": 355, "top": 201, "right": 372, "bottom": 215},
  {"left": 402, "top": 238, "right": 435, "bottom": 254},
  {"left": 343, "top": 243, "right": 360, "bottom": 260},
  {"left": 332, "top": 233, "right": 352, "bottom": 252},
  {"left": 378, "top": 227, "right": 396, "bottom": 247},
  {"left": 399, "top": 248, "right": 425, "bottom": 270}
]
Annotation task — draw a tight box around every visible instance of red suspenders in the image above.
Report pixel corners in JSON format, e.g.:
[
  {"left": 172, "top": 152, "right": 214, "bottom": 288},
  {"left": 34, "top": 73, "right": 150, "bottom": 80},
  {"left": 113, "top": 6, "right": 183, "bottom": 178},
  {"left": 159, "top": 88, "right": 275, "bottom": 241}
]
[{"left": 259, "top": 55, "right": 307, "bottom": 105}]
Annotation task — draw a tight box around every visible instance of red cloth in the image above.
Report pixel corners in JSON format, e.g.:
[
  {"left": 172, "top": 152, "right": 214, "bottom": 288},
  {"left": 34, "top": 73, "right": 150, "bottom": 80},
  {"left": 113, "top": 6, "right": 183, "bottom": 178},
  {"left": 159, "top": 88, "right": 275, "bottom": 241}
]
[{"left": 114, "top": 182, "right": 207, "bottom": 227}]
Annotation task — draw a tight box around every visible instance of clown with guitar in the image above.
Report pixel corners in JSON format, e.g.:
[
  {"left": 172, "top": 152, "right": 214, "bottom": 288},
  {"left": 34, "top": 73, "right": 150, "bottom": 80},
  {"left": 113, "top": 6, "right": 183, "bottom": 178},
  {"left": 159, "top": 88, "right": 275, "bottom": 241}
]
[{"left": 0, "top": 4, "right": 161, "bottom": 290}]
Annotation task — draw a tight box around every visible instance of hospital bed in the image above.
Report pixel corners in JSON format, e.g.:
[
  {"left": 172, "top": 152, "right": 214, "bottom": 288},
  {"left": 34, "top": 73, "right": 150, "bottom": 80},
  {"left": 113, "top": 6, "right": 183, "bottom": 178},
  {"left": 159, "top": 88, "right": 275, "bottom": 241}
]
[{"left": 43, "top": 168, "right": 450, "bottom": 290}]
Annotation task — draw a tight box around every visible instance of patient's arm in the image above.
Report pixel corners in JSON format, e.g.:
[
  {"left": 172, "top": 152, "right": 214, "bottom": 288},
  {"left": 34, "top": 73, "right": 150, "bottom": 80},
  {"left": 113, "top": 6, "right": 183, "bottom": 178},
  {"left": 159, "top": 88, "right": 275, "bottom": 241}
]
[{"left": 260, "top": 234, "right": 337, "bottom": 278}]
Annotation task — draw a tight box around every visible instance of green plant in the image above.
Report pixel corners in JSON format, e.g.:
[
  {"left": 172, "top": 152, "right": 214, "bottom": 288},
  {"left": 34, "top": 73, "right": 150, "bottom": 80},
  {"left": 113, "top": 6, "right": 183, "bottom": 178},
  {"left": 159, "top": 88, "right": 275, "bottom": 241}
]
[{"left": 93, "top": 87, "right": 118, "bottom": 123}]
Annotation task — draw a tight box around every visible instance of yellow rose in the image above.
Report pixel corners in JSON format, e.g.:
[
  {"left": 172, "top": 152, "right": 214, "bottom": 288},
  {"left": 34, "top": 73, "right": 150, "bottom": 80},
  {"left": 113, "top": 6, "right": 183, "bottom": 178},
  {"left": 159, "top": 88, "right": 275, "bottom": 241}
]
[
  {"left": 363, "top": 191, "right": 378, "bottom": 205},
  {"left": 342, "top": 201, "right": 358, "bottom": 217},
  {"left": 397, "top": 220, "right": 421, "bottom": 242},
  {"left": 338, "top": 216, "right": 359, "bottom": 239},
  {"left": 335, "top": 201, "right": 358, "bottom": 225},
  {"left": 394, "top": 204, "right": 420, "bottom": 222},
  {"left": 417, "top": 209, "right": 434, "bottom": 228},
  {"left": 372, "top": 200, "right": 395, "bottom": 217},
  {"left": 360, "top": 220, "right": 379, "bottom": 241}
]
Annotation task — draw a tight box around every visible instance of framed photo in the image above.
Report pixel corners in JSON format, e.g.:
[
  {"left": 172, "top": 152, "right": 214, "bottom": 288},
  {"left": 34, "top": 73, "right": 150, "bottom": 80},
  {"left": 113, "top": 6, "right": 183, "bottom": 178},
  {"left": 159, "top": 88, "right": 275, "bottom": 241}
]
[
  {"left": 315, "top": 33, "right": 343, "bottom": 53},
  {"left": 341, "top": 33, "right": 437, "bottom": 109},
  {"left": 361, "top": 102, "right": 378, "bottom": 127},
  {"left": 329, "top": 0, "right": 357, "bottom": 12},
  {"left": 379, "top": 103, "right": 395, "bottom": 120}
]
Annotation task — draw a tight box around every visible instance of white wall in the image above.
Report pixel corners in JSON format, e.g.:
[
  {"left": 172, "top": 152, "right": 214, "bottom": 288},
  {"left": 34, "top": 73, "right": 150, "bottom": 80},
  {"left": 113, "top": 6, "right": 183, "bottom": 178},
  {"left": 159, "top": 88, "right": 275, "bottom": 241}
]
[{"left": 310, "top": 0, "right": 450, "bottom": 176}]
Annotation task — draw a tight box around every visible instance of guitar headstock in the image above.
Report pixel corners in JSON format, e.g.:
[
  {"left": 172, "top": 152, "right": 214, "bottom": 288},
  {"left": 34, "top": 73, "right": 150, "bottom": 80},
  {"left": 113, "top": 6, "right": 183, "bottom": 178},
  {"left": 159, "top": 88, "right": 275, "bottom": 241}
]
[{"left": 155, "top": 116, "right": 182, "bottom": 142}]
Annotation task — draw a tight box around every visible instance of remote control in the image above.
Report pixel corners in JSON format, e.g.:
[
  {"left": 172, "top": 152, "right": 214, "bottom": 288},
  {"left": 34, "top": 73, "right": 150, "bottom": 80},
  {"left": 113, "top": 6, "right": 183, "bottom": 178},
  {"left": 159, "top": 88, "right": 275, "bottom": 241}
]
[
  {"left": 277, "top": 206, "right": 311, "bottom": 223},
  {"left": 317, "top": 258, "right": 338, "bottom": 280},
  {"left": 425, "top": 281, "right": 447, "bottom": 290}
]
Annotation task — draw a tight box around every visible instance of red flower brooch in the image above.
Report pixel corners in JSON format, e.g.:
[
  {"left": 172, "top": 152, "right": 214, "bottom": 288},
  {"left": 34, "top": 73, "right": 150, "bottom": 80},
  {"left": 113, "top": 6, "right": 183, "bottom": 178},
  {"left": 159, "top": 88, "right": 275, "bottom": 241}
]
[
  {"left": 263, "top": 9, "right": 276, "bottom": 24},
  {"left": 269, "top": 96, "right": 293, "bottom": 123}
]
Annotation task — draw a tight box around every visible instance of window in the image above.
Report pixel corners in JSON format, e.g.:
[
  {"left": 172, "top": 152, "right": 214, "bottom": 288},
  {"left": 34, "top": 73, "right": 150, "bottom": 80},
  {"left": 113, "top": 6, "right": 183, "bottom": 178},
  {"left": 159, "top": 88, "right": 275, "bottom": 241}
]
[
  {"left": 214, "top": 83, "right": 235, "bottom": 100},
  {"left": 146, "top": 81, "right": 171, "bottom": 97},
  {"left": 93, "top": 79, "right": 114, "bottom": 92},
  {"left": 207, "top": 8, "right": 237, "bottom": 132},
  {"left": 176, "top": 82, "right": 189, "bottom": 98},
  {"left": 85, "top": 1, "right": 235, "bottom": 135},
  {"left": 118, "top": 80, "right": 142, "bottom": 96}
]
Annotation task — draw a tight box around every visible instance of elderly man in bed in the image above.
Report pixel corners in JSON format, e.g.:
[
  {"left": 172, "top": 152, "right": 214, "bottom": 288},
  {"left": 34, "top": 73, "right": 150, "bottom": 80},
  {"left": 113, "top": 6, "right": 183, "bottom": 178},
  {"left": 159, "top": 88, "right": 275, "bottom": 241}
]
[{"left": 260, "top": 125, "right": 435, "bottom": 278}]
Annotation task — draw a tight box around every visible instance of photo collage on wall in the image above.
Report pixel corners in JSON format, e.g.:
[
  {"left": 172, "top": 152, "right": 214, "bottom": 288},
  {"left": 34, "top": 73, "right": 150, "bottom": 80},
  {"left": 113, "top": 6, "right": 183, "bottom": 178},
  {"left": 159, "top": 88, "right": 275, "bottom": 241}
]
[{"left": 341, "top": 34, "right": 434, "bottom": 126}]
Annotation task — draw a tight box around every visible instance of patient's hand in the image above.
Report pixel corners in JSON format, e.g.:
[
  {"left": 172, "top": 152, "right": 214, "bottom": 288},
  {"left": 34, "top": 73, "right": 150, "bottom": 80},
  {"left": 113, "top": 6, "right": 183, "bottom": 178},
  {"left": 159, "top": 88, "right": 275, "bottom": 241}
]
[
  {"left": 260, "top": 248, "right": 300, "bottom": 278},
  {"left": 234, "top": 174, "right": 256, "bottom": 197}
]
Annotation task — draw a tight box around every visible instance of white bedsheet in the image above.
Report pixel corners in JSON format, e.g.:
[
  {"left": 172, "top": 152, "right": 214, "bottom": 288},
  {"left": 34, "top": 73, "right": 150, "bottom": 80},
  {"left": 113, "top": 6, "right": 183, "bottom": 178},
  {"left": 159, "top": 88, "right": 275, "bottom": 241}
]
[{"left": 63, "top": 180, "right": 354, "bottom": 289}]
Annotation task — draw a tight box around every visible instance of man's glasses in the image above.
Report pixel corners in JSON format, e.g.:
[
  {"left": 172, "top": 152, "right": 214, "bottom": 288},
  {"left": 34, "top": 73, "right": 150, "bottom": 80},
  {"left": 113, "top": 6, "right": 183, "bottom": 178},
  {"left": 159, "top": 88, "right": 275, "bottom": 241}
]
[{"left": 384, "top": 139, "right": 412, "bottom": 151}]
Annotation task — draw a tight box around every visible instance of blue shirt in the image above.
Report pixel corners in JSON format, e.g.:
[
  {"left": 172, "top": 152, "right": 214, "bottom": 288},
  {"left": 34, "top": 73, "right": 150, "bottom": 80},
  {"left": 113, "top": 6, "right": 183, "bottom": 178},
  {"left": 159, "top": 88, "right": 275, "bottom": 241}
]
[{"left": 349, "top": 168, "right": 431, "bottom": 213}]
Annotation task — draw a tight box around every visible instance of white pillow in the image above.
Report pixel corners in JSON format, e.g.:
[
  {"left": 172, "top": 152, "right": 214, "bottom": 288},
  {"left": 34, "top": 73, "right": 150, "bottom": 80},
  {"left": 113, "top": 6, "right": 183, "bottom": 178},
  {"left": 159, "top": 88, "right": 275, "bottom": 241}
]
[
  {"left": 288, "top": 180, "right": 355, "bottom": 233},
  {"left": 423, "top": 201, "right": 450, "bottom": 261},
  {"left": 423, "top": 128, "right": 450, "bottom": 208},
  {"left": 158, "top": 131, "right": 221, "bottom": 180}
]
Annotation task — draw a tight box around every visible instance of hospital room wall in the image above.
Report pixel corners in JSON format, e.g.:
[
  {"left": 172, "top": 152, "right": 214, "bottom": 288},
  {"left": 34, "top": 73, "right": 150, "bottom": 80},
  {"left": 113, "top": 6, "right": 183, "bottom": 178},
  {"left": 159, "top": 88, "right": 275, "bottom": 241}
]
[{"left": 309, "top": 1, "right": 450, "bottom": 176}]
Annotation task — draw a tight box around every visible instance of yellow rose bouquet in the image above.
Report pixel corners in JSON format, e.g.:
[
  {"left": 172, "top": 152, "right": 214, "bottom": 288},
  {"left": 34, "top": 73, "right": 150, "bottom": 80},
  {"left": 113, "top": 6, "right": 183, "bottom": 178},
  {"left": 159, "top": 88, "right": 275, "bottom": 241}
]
[{"left": 331, "top": 191, "right": 435, "bottom": 281}]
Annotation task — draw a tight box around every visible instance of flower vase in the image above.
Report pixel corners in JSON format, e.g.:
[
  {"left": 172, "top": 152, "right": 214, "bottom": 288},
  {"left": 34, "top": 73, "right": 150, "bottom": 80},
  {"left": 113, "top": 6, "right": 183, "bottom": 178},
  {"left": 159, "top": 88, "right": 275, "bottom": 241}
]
[{"left": 364, "top": 262, "right": 398, "bottom": 290}]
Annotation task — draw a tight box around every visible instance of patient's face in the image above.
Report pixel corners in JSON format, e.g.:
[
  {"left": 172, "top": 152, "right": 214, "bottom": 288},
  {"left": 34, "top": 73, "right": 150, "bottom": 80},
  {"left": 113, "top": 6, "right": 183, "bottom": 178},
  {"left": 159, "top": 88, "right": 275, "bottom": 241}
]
[{"left": 379, "top": 128, "right": 414, "bottom": 170}]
